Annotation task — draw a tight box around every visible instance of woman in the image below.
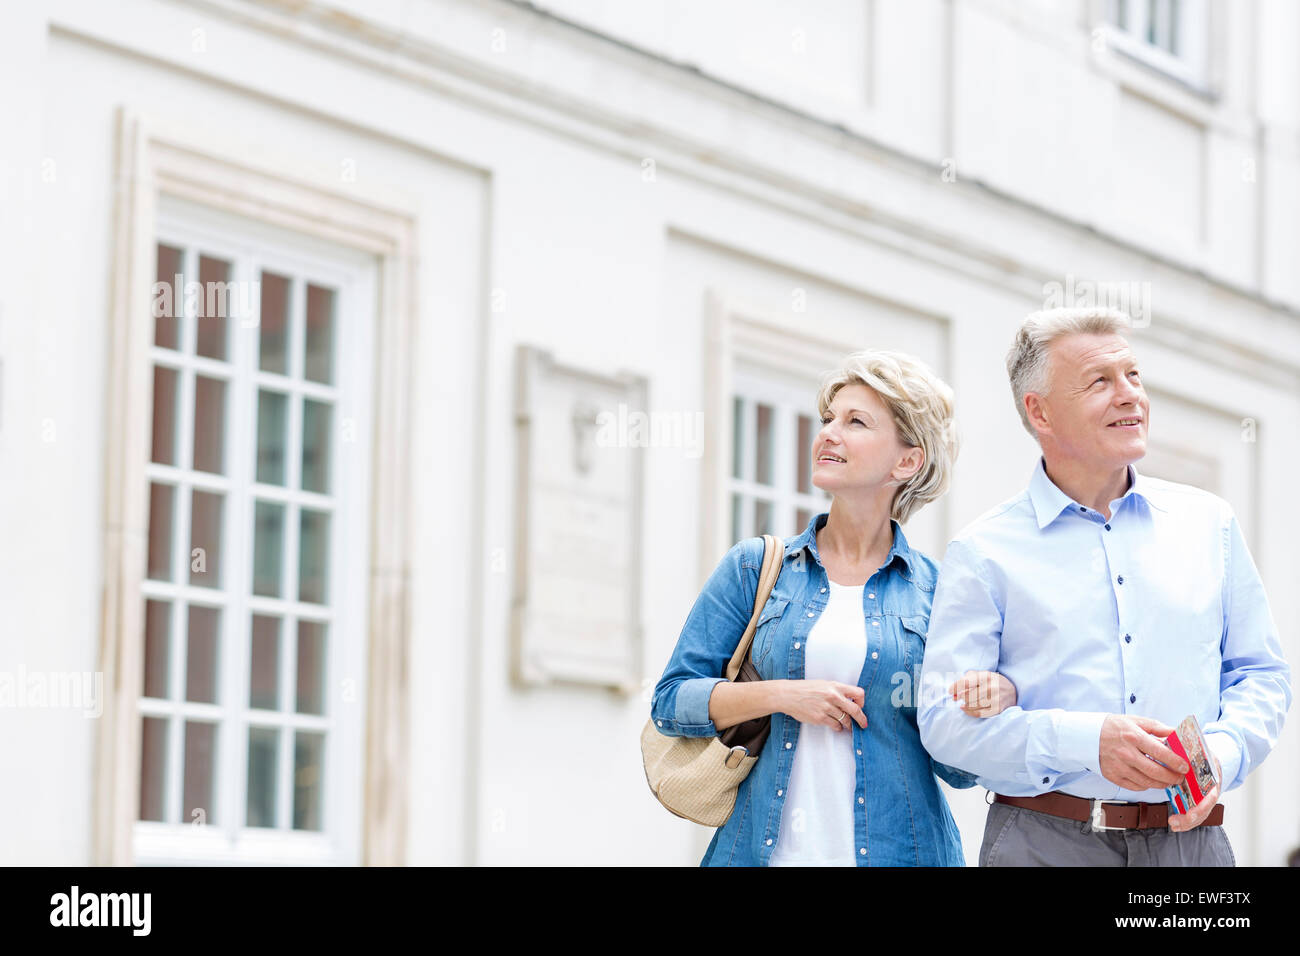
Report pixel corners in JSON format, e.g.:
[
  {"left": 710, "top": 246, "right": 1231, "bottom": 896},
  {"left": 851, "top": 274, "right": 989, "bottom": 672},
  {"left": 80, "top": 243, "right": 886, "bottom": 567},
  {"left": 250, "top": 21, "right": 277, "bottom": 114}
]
[{"left": 649, "top": 350, "right": 1015, "bottom": 866}]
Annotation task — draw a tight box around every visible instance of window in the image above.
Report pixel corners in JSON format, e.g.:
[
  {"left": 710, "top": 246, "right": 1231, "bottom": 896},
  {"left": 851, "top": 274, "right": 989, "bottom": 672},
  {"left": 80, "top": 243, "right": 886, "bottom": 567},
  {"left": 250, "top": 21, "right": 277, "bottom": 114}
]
[
  {"left": 728, "top": 365, "right": 830, "bottom": 542},
  {"left": 135, "top": 204, "right": 375, "bottom": 864},
  {"left": 1103, "top": 0, "right": 1208, "bottom": 89}
]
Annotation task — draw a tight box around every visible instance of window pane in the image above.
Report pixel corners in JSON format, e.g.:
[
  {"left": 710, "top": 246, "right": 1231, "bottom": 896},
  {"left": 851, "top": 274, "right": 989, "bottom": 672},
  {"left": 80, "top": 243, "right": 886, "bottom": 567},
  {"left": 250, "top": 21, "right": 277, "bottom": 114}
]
[
  {"left": 249, "top": 615, "right": 280, "bottom": 711},
  {"left": 147, "top": 482, "right": 174, "bottom": 581},
  {"left": 298, "top": 509, "right": 330, "bottom": 604},
  {"left": 731, "top": 397, "right": 744, "bottom": 480},
  {"left": 183, "top": 721, "right": 217, "bottom": 826},
  {"left": 154, "top": 244, "right": 182, "bottom": 350},
  {"left": 293, "top": 731, "right": 325, "bottom": 831},
  {"left": 304, "top": 284, "right": 335, "bottom": 384},
  {"left": 301, "top": 399, "right": 332, "bottom": 494},
  {"left": 143, "top": 599, "right": 170, "bottom": 700},
  {"left": 150, "top": 365, "right": 179, "bottom": 466},
  {"left": 754, "top": 498, "right": 772, "bottom": 536},
  {"left": 252, "top": 501, "right": 285, "bottom": 597},
  {"left": 296, "top": 620, "right": 326, "bottom": 715},
  {"left": 259, "top": 271, "right": 290, "bottom": 375},
  {"left": 139, "top": 716, "right": 168, "bottom": 822},
  {"left": 256, "top": 390, "right": 288, "bottom": 486},
  {"left": 185, "top": 605, "right": 220, "bottom": 704},
  {"left": 731, "top": 493, "right": 742, "bottom": 543},
  {"left": 796, "top": 508, "right": 813, "bottom": 533},
  {"left": 195, "top": 255, "right": 231, "bottom": 361},
  {"left": 797, "top": 414, "right": 814, "bottom": 494},
  {"left": 189, "top": 490, "right": 224, "bottom": 588},
  {"left": 754, "top": 403, "right": 773, "bottom": 485},
  {"left": 192, "top": 375, "right": 227, "bottom": 474},
  {"left": 246, "top": 727, "right": 278, "bottom": 828}
]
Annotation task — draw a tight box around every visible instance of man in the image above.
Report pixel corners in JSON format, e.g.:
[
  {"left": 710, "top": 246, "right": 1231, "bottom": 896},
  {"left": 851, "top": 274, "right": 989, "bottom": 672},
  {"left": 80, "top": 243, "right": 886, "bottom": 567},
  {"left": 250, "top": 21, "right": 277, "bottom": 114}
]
[{"left": 918, "top": 307, "right": 1292, "bottom": 865}]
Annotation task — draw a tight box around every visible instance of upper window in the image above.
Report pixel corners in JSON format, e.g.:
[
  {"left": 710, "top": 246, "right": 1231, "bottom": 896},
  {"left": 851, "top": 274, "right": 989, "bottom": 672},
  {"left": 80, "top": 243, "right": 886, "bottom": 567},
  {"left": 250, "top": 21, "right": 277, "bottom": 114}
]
[
  {"left": 1103, "top": 0, "right": 1209, "bottom": 90},
  {"left": 136, "top": 204, "right": 374, "bottom": 864},
  {"left": 729, "top": 365, "right": 829, "bottom": 542}
]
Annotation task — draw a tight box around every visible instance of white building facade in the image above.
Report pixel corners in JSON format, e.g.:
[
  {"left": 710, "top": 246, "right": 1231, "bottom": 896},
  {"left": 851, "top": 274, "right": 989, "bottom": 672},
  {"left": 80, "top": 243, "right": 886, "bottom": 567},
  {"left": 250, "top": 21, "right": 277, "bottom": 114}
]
[{"left": 0, "top": 0, "right": 1296, "bottom": 865}]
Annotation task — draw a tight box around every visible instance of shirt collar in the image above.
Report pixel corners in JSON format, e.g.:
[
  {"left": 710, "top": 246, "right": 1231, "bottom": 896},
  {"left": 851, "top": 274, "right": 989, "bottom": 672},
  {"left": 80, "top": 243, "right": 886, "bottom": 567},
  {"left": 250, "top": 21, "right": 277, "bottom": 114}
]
[
  {"left": 785, "top": 511, "right": 914, "bottom": 574},
  {"left": 1027, "top": 457, "right": 1164, "bottom": 530}
]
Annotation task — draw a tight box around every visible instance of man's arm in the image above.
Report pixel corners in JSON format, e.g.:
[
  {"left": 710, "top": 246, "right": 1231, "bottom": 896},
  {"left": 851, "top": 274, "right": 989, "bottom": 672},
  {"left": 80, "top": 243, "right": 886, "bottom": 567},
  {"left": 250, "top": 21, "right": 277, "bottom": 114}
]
[
  {"left": 917, "top": 539, "right": 1109, "bottom": 790},
  {"left": 1203, "top": 512, "right": 1293, "bottom": 790}
]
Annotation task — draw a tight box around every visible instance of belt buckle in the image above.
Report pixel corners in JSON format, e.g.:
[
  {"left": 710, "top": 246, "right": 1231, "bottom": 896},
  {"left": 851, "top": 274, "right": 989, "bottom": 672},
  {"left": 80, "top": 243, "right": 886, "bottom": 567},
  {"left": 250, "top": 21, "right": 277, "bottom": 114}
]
[{"left": 1089, "top": 799, "right": 1126, "bottom": 833}]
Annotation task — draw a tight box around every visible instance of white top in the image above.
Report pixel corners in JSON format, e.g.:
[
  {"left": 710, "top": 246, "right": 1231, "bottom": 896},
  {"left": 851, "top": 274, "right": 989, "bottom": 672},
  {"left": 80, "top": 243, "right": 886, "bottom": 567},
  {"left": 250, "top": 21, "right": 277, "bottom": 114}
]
[{"left": 769, "top": 580, "right": 867, "bottom": 867}]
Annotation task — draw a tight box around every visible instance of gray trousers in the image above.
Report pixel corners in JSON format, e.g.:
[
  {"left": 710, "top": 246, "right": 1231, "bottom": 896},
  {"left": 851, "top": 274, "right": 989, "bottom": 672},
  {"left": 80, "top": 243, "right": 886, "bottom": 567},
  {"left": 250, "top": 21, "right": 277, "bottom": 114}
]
[{"left": 979, "top": 801, "right": 1235, "bottom": 866}]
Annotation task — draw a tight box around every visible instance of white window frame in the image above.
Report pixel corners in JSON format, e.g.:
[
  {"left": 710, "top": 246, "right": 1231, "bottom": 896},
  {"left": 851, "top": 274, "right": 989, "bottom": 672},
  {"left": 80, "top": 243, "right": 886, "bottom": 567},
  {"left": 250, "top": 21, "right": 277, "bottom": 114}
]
[
  {"left": 97, "top": 108, "right": 418, "bottom": 865},
  {"left": 1099, "top": 0, "right": 1210, "bottom": 92},
  {"left": 729, "top": 365, "right": 830, "bottom": 542},
  {"left": 133, "top": 203, "right": 375, "bottom": 865}
]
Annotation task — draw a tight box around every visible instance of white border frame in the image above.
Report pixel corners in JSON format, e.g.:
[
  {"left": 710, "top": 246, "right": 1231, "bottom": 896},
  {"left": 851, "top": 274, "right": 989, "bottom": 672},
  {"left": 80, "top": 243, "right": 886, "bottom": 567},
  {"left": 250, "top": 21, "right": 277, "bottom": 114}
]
[{"left": 96, "top": 107, "right": 417, "bottom": 865}]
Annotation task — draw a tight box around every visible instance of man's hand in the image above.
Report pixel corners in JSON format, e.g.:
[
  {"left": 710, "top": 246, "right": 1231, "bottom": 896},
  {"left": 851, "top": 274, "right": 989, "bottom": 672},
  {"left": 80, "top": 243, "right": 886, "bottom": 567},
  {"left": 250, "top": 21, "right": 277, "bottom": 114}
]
[
  {"left": 1169, "top": 751, "right": 1223, "bottom": 833},
  {"left": 1098, "top": 715, "right": 1187, "bottom": 790},
  {"left": 948, "top": 671, "right": 1017, "bottom": 717}
]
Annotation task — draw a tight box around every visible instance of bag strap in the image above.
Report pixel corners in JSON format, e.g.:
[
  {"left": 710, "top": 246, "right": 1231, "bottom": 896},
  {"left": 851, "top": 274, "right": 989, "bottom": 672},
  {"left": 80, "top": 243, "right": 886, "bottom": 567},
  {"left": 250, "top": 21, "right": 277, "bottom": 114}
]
[{"left": 723, "top": 534, "right": 783, "bottom": 682}]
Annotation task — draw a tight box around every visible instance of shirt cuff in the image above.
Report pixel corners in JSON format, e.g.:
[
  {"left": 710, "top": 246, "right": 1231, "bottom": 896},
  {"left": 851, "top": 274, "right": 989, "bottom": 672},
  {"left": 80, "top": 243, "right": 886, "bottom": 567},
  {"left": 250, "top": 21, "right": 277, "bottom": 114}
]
[
  {"left": 1203, "top": 731, "right": 1244, "bottom": 792},
  {"left": 1054, "top": 711, "right": 1108, "bottom": 773},
  {"left": 675, "top": 676, "right": 727, "bottom": 731}
]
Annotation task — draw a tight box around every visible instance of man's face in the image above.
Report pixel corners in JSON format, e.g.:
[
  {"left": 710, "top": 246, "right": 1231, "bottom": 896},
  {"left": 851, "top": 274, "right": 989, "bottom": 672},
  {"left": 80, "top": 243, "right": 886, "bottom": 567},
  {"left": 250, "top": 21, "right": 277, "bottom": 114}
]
[{"left": 1031, "top": 332, "right": 1149, "bottom": 471}]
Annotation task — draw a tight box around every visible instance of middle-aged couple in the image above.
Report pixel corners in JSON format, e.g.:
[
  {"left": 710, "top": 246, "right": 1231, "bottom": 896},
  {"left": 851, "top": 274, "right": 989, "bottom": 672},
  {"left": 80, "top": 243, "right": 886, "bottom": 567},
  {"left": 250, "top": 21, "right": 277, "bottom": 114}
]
[{"left": 650, "top": 306, "right": 1292, "bottom": 866}]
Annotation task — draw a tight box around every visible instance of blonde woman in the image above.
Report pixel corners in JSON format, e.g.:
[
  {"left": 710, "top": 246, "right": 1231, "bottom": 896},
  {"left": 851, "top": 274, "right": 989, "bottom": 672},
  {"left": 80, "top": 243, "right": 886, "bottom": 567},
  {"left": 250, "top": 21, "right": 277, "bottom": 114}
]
[{"left": 650, "top": 350, "right": 1015, "bottom": 866}]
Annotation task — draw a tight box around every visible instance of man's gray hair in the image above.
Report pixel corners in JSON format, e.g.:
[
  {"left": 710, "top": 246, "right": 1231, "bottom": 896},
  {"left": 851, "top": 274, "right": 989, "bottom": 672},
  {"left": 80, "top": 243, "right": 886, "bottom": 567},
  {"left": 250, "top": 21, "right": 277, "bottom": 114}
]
[{"left": 1006, "top": 307, "right": 1133, "bottom": 437}]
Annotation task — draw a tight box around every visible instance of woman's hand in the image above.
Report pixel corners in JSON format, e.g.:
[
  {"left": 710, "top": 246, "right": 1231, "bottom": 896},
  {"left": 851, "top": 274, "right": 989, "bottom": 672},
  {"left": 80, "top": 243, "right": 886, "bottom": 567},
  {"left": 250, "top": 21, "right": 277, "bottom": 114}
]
[
  {"left": 948, "top": 671, "right": 1017, "bottom": 717},
  {"left": 779, "top": 680, "right": 868, "bottom": 732}
]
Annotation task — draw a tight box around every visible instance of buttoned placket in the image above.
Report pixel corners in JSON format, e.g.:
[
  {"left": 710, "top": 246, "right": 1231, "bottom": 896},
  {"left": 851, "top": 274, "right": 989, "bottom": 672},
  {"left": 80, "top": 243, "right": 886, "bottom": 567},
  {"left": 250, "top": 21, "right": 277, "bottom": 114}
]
[{"left": 1081, "top": 501, "right": 1139, "bottom": 713}]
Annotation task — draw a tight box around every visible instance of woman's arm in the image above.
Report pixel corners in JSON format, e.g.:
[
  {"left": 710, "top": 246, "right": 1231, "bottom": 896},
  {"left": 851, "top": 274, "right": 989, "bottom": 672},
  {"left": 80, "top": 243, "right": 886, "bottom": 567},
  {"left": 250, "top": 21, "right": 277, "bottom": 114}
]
[
  {"left": 709, "top": 679, "right": 868, "bottom": 732},
  {"left": 949, "top": 670, "right": 1017, "bottom": 717}
]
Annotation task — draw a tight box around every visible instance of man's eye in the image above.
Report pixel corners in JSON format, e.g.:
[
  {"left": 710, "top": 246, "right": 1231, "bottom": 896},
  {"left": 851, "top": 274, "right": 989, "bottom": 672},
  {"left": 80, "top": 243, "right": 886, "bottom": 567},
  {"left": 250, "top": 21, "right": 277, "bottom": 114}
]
[
  {"left": 1093, "top": 377, "right": 1106, "bottom": 386},
  {"left": 1128, "top": 370, "right": 1141, "bottom": 379}
]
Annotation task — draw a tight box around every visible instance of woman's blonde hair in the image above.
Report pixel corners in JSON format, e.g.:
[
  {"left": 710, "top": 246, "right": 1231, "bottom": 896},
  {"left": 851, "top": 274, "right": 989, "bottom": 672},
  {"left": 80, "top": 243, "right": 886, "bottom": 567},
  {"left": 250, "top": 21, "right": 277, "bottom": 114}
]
[{"left": 815, "top": 350, "right": 958, "bottom": 524}]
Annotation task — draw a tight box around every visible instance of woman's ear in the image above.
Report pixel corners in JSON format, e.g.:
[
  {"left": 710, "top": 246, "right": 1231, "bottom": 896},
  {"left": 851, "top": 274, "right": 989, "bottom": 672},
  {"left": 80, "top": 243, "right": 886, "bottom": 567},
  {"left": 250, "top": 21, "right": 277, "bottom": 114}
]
[{"left": 893, "top": 445, "right": 924, "bottom": 483}]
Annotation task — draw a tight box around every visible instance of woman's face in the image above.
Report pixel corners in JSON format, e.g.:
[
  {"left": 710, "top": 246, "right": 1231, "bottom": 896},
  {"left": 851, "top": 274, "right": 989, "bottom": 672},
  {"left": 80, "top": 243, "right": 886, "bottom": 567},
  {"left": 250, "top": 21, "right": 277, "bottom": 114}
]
[{"left": 811, "top": 384, "right": 918, "bottom": 496}]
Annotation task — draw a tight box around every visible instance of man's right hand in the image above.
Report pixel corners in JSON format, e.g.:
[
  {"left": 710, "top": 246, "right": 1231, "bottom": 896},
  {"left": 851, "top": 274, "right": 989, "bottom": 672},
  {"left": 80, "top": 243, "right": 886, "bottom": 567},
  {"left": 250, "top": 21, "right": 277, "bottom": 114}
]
[{"left": 1098, "top": 715, "right": 1188, "bottom": 790}]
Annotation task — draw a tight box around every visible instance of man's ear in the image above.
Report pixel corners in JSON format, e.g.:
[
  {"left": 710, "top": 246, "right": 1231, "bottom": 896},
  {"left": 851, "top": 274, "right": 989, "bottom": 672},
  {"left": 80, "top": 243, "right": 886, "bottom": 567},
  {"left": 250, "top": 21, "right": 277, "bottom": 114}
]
[
  {"left": 1024, "top": 392, "right": 1051, "bottom": 439},
  {"left": 893, "top": 445, "right": 924, "bottom": 483}
]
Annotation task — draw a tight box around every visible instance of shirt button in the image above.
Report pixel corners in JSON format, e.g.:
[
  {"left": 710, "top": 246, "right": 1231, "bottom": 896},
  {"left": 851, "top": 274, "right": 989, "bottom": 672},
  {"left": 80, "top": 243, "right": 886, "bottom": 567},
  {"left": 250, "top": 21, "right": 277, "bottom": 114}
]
[
  {"left": 807, "top": 612, "right": 814, "bottom": 618},
  {"left": 656, "top": 720, "right": 663, "bottom": 727},
  {"left": 859, "top": 848, "right": 866, "bottom": 856},
  {"left": 1105, "top": 524, "right": 1111, "bottom": 531},
  {"left": 1130, "top": 694, "right": 1137, "bottom": 703},
  {"left": 871, "top": 620, "right": 879, "bottom": 627},
  {"left": 785, "top": 742, "right": 792, "bottom": 749},
  {"left": 766, "top": 839, "right": 773, "bottom": 846},
  {"left": 1124, "top": 634, "right": 1132, "bottom": 644},
  {"left": 776, "top": 789, "right": 783, "bottom": 797},
  {"left": 793, "top": 642, "right": 801, "bottom": 650},
  {"left": 1117, "top": 575, "right": 1124, "bottom": 585},
  {"left": 871, "top": 651, "right": 878, "bottom": 660},
  {"left": 867, "top": 592, "right": 875, "bottom": 599},
  {"left": 856, "top": 749, "right": 862, "bottom": 756},
  {"left": 1042, "top": 776, "right": 1049, "bottom": 784},
  {"left": 819, "top": 587, "right": 827, "bottom": 593},
  {"left": 858, "top": 796, "right": 864, "bottom": 804}
]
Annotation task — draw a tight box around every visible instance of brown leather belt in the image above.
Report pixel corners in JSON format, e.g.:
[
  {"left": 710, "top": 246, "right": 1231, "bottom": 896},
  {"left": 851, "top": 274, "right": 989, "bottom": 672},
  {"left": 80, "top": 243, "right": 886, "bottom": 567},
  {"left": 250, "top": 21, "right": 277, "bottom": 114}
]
[{"left": 994, "top": 792, "right": 1224, "bottom": 830}]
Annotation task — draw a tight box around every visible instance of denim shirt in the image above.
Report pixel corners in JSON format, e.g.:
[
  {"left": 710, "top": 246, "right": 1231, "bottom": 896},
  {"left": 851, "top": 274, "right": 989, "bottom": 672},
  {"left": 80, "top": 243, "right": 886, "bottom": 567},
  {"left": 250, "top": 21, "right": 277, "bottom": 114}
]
[{"left": 650, "top": 513, "right": 976, "bottom": 866}]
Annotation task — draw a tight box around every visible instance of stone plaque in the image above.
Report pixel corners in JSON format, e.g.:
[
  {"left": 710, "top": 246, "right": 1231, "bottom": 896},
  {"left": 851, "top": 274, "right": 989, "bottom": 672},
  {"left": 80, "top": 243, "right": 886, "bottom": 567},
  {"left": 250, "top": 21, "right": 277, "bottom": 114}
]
[{"left": 511, "top": 346, "right": 645, "bottom": 690}]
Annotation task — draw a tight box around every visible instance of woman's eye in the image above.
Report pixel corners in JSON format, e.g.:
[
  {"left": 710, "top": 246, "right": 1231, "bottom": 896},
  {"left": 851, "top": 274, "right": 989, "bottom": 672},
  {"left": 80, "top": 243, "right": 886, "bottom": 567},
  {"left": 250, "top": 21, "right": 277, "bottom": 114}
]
[{"left": 851, "top": 418, "right": 865, "bottom": 426}]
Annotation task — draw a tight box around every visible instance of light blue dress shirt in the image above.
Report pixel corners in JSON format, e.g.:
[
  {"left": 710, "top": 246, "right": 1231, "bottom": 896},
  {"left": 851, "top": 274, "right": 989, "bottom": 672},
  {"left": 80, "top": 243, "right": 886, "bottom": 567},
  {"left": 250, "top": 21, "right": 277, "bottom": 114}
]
[{"left": 918, "top": 459, "right": 1292, "bottom": 801}]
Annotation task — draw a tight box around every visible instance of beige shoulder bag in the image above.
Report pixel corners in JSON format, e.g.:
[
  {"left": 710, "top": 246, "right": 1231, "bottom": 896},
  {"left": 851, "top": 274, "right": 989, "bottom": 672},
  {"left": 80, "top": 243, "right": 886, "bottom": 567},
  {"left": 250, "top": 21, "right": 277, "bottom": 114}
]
[{"left": 639, "top": 534, "right": 784, "bottom": 827}]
